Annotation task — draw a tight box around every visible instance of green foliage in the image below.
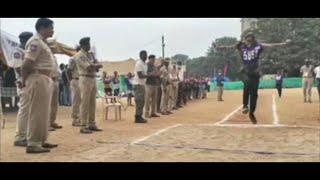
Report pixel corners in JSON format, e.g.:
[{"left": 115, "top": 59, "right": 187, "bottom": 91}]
[{"left": 186, "top": 18, "right": 320, "bottom": 79}]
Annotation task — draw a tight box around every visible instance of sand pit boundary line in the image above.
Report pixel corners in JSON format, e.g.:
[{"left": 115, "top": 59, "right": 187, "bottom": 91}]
[
  {"left": 196, "top": 123, "right": 320, "bottom": 129},
  {"left": 214, "top": 105, "right": 243, "bottom": 125},
  {"left": 130, "top": 124, "right": 182, "bottom": 145},
  {"left": 272, "top": 94, "right": 279, "bottom": 125},
  {"left": 134, "top": 142, "right": 319, "bottom": 157}
]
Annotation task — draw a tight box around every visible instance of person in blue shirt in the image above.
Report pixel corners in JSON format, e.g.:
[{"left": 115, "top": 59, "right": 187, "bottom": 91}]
[
  {"left": 216, "top": 69, "right": 225, "bottom": 101},
  {"left": 275, "top": 70, "right": 284, "bottom": 98}
]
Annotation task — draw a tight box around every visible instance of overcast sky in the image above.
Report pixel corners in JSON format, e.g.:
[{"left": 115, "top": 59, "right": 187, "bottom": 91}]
[{"left": 1, "top": 18, "right": 241, "bottom": 64}]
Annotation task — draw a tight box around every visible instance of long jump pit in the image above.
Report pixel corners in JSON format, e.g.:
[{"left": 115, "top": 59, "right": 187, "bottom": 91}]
[
  {"left": 115, "top": 123, "right": 318, "bottom": 162},
  {"left": 116, "top": 89, "right": 320, "bottom": 162}
]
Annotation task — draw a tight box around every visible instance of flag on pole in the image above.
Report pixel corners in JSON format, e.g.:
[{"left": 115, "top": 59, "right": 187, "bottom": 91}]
[{"left": 223, "top": 60, "right": 229, "bottom": 76}]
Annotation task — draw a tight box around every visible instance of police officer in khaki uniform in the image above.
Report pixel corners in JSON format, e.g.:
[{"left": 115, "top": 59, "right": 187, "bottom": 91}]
[
  {"left": 74, "top": 37, "right": 103, "bottom": 134},
  {"left": 160, "top": 58, "right": 173, "bottom": 115},
  {"left": 68, "top": 46, "right": 81, "bottom": 126},
  {"left": 13, "top": 32, "right": 33, "bottom": 147},
  {"left": 21, "top": 18, "right": 58, "bottom": 153},
  {"left": 169, "top": 64, "right": 179, "bottom": 110},
  {"left": 144, "top": 55, "right": 161, "bottom": 118},
  {"left": 49, "top": 53, "right": 63, "bottom": 130}
]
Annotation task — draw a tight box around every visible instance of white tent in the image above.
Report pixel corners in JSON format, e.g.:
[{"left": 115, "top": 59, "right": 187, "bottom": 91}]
[
  {"left": 0, "top": 30, "right": 20, "bottom": 67},
  {"left": 0, "top": 30, "right": 77, "bottom": 68}
]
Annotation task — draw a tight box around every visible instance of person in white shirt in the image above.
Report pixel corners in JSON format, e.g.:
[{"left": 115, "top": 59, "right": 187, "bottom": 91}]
[
  {"left": 314, "top": 63, "right": 320, "bottom": 100},
  {"left": 300, "top": 59, "right": 314, "bottom": 103},
  {"left": 176, "top": 67, "right": 184, "bottom": 108},
  {"left": 132, "top": 50, "right": 159, "bottom": 123}
]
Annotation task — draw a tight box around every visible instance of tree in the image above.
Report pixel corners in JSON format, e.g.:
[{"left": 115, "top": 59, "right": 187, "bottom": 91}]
[
  {"left": 186, "top": 56, "right": 210, "bottom": 77},
  {"left": 250, "top": 18, "right": 320, "bottom": 76},
  {"left": 171, "top": 54, "right": 189, "bottom": 65},
  {"left": 208, "top": 37, "right": 240, "bottom": 80}
]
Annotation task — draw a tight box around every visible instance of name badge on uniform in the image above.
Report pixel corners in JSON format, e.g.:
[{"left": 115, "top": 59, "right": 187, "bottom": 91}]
[
  {"left": 30, "top": 44, "right": 38, "bottom": 52},
  {"left": 13, "top": 52, "right": 21, "bottom": 59}
]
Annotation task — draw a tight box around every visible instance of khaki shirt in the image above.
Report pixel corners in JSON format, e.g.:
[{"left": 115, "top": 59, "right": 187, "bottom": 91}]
[
  {"left": 300, "top": 65, "right": 314, "bottom": 78},
  {"left": 74, "top": 49, "right": 96, "bottom": 77},
  {"left": 160, "top": 65, "right": 171, "bottom": 85},
  {"left": 68, "top": 55, "right": 79, "bottom": 78},
  {"left": 169, "top": 68, "right": 178, "bottom": 81},
  {"left": 24, "top": 33, "right": 55, "bottom": 72},
  {"left": 51, "top": 55, "right": 60, "bottom": 78},
  {"left": 12, "top": 47, "right": 24, "bottom": 81}
]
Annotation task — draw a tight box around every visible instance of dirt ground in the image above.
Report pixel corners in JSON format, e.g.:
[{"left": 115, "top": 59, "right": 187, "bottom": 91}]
[{"left": 0, "top": 88, "right": 319, "bottom": 162}]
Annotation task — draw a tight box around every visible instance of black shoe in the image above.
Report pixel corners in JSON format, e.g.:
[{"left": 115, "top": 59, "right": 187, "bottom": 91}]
[
  {"left": 242, "top": 106, "right": 249, "bottom": 114},
  {"left": 89, "top": 126, "right": 103, "bottom": 131},
  {"left": 135, "top": 115, "right": 148, "bottom": 123},
  {"left": 80, "top": 128, "right": 93, "bottom": 134},
  {"left": 14, "top": 140, "right": 27, "bottom": 147},
  {"left": 42, "top": 143, "right": 58, "bottom": 149},
  {"left": 161, "top": 112, "right": 169, "bottom": 115},
  {"left": 51, "top": 123, "right": 62, "bottom": 129},
  {"left": 249, "top": 113, "right": 257, "bottom": 124},
  {"left": 172, "top": 107, "right": 178, "bottom": 110},
  {"left": 135, "top": 119, "right": 147, "bottom": 123},
  {"left": 26, "top": 146, "right": 50, "bottom": 154},
  {"left": 151, "top": 114, "right": 160, "bottom": 118}
]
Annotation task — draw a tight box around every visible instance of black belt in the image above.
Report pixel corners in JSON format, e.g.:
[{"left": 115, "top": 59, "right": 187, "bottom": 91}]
[{"left": 79, "top": 74, "right": 95, "bottom": 78}]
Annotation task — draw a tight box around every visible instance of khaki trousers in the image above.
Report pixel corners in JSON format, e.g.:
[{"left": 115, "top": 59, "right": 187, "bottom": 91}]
[
  {"left": 79, "top": 77, "right": 97, "bottom": 128},
  {"left": 161, "top": 84, "right": 172, "bottom": 112},
  {"left": 70, "top": 79, "right": 81, "bottom": 123},
  {"left": 217, "top": 86, "right": 223, "bottom": 101},
  {"left": 25, "top": 74, "right": 53, "bottom": 147},
  {"left": 302, "top": 77, "right": 313, "bottom": 101},
  {"left": 15, "top": 87, "right": 29, "bottom": 142},
  {"left": 144, "top": 85, "right": 158, "bottom": 116},
  {"left": 50, "top": 80, "right": 59, "bottom": 125}
]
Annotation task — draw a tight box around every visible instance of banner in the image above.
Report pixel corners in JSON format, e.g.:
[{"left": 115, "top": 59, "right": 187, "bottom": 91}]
[
  {"left": 223, "top": 60, "right": 229, "bottom": 76},
  {"left": 0, "top": 30, "right": 19, "bottom": 67}
]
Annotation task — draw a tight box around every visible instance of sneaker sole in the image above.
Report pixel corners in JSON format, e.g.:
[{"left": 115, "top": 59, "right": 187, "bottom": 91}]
[
  {"left": 26, "top": 150, "right": 50, "bottom": 153},
  {"left": 80, "top": 131, "right": 93, "bottom": 134}
]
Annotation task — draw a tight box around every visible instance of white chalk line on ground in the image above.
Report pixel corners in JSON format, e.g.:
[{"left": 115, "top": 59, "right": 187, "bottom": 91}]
[
  {"left": 130, "top": 124, "right": 182, "bottom": 145},
  {"left": 214, "top": 105, "right": 243, "bottom": 125},
  {"left": 272, "top": 94, "right": 280, "bottom": 125}
]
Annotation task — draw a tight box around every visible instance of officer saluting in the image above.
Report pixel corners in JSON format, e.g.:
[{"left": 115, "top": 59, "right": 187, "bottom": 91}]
[{"left": 74, "top": 37, "right": 103, "bottom": 134}]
